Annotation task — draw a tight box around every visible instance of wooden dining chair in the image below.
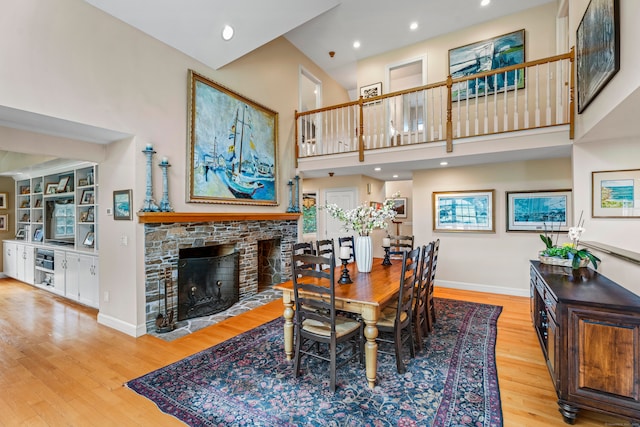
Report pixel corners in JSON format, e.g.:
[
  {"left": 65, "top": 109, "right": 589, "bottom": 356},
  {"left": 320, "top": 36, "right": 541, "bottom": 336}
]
[
  {"left": 388, "top": 235, "right": 414, "bottom": 257},
  {"left": 376, "top": 247, "right": 421, "bottom": 374},
  {"left": 291, "top": 253, "right": 363, "bottom": 392},
  {"left": 337, "top": 235, "right": 356, "bottom": 263},
  {"left": 426, "top": 239, "right": 440, "bottom": 332},
  {"left": 293, "top": 242, "right": 316, "bottom": 272},
  {"left": 315, "top": 239, "right": 335, "bottom": 269},
  {"left": 414, "top": 242, "right": 434, "bottom": 348}
]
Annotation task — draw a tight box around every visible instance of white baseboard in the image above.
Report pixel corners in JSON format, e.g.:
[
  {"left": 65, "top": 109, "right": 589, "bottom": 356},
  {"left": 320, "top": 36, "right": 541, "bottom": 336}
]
[
  {"left": 97, "top": 312, "right": 147, "bottom": 337},
  {"left": 436, "top": 279, "right": 530, "bottom": 298}
]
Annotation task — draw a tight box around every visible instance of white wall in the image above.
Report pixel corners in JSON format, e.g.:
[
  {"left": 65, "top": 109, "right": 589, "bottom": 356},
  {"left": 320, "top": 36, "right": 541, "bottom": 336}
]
[
  {"left": 0, "top": 0, "right": 349, "bottom": 335},
  {"left": 413, "top": 157, "right": 572, "bottom": 296}
]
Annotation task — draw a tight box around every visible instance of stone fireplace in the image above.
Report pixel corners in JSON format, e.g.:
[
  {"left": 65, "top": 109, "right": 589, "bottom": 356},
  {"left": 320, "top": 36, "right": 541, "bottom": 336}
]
[{"left": 142, "top": 213, "right": 299, "bottom": 333}]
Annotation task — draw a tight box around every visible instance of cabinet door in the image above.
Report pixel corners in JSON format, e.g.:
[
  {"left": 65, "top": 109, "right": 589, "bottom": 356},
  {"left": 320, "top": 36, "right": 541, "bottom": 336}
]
[
  {"left": 64, "top": 253, "right": 80, "bottom": 301},
  {"left": 3, "top": 242, "right": 17, "bottom": 278},
  {"left": 78, "top": 254, "right": 98, "bottom": 308},
  {"left": 23, "top": 245, "right": 35, "bottom": 285},
  {"left": 54, "top": 250, "right": 67, "bottom": 296}
]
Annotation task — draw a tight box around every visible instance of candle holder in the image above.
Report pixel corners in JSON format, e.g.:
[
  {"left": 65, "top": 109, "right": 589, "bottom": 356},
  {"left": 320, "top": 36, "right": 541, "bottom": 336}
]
[
  {"left": 338, "top": 257, "right": 353, "bottom": 284},
  {"left": 293, "top": 175, "right": 301, "bottom": 213},
  {"left": 158, "top": 159, "right": 173, "bottom": 212},
  {"left": 382, "top": 246, "right": 392, "bottom": 266},
  {"left": 141, "top": 146, "right": 160, "bottom": 212},
  {"left": 286, "top": 179, "right": 296, "bottom": 213}
]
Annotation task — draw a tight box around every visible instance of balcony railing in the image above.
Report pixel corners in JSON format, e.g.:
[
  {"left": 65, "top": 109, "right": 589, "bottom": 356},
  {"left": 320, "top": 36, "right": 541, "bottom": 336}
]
[{"left": 295, "top": 49, "right": 574, "bottom": 164}]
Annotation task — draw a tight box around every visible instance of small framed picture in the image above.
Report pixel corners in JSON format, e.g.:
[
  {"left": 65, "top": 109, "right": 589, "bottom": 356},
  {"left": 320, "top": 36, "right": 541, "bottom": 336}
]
[
  {"left": 391, "top": 197, "right": 408, "bottom": 219},
  {"left": 78, "top": 178, "right": 89, "bottom": 186},
  {"left": 87, "top": 206, "right": 95, "bottom": 222},
  {"left": 16, "top": 228, "right": 25, "bottom": 239},
  {"left": 360, "top": 82, "right": 382, "bottom": 99},
  {"left": 83, "top": 231, "right": 95, "bottom": 247},
  {"left": 113, "top": 189, "right": 132, "bottom": 220},
  {"left": 0, "top": 214, "right": 7, "bottom": 231},
  {"left": 79, "top": 211, "right": 88, "bottom": 222},
  {"left": 0, "top": 193, "right": 7, "bottom": 209},
  {"left": 592, "top": 169, "right": 640, "bottom": 218},
  {"left": 80, "top": 189, "right": 94, "bottom": 205},
  {"left": 33, "top": 228, "right": 43, "bottom": 242},
  {"left": 56, "top": 176, "right": 70, "bottom": 193},
  {"left": 45, "top": 183, "right": 58, "bottom": 194}
]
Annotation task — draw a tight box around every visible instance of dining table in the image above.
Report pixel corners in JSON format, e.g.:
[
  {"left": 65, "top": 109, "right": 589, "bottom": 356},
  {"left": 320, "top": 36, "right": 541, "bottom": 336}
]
[{"left": 273, "top": 257, "right": 403, "bottom": 389}]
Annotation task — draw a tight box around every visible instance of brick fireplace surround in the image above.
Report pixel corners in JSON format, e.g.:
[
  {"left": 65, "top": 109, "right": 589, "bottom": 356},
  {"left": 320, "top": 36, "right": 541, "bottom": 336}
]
[{"left": 139, "top": 212, "right": 300, "bottom": 333}]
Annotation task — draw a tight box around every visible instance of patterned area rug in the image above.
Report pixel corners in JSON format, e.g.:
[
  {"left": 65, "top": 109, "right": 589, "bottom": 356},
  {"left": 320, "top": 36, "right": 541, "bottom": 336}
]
[{"left": 127, "top": 298, "right": 503, "bottom": 426}]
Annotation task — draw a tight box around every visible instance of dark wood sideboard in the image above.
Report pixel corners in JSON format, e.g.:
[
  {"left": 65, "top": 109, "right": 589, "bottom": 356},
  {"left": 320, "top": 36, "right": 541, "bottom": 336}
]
[{"left": 530, "top": 260, "right": 640, "bottom": 425}]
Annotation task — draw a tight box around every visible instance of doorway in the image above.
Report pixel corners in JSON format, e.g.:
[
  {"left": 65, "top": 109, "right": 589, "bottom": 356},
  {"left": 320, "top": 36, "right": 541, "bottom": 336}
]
[{"left": 323, "top": 188, "right": 357, "bottom": 243}]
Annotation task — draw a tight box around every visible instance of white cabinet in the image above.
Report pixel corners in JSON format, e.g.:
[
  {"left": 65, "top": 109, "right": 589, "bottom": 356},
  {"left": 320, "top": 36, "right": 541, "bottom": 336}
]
[
  {"left": 78, "top": 254, "right": 99, "bottom": 308},
  {"left": 3, "top": 241, "right": 17, "bottom": 278},
  {"left": 55, "top": 250, "right": 98, "bottom": 308},
  {"left": 4, "top": 242, "right": 35, "bottom": 284}
]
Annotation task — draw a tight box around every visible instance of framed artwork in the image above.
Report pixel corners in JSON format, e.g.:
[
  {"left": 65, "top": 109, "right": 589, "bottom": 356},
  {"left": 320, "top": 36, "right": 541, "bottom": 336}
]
[
  {"left": 78, "top": 178, "right": 89, "bottom": 187},
  {"left": 592, "top": 169, "right": 640, "bottom": 218},
  {"left": 369, "top": 201, "right": 383, "bottom": 209},
  {"left": 56, "top": 176, "right": 70, "bottom": 193},
  {"left": 15, "top": 228, "right": 25, "bottom": 239},
  {"left": 0, "top": 214, "right": 7, "bottom": 231},
  {"left": 506, "top": 190, "right": 572, "bottom": 232},
  {"left": 433, "top": 190, "right": 495, "bottom": 232},
  {"left": 80, "top": 190, "right": 94, "bottom": 205},
  {"left": 33, "top": 228, "right": 43, "bottom": 242},
  {"left": 391, "top": 197, "right": 408, "bottom": 219},
  {"left": 187, "top": 70, "right": 278, "bottom": 205},
  {"left": 0, "top": 193, "right": 7, "bottom": 209},
  {"left": 83, "top": 231, "right": 95, "bottom": 247},
  {"left": 576, "top": 0, "right": 620, "bottom": 114},
  {"left": 113, "top": 189, "right": 132, "bottom": 220},
  {"left": 45, "top": 183, "right": 58, "bottom": 194},
  {"left": 449, "top": 29, "right": 525, "bottom": 98},
  {"left": 360, "top": 82, "right": 382, "bottom": 99}
]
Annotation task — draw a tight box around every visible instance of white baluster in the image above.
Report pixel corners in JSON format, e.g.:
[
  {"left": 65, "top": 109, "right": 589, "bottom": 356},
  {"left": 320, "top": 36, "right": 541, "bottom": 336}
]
[
  {"left": 514, "top": 68, "right": 519, "bottom": 130},
  {"left": 535, "top": 65, "right": 540, "bottom": 127}
]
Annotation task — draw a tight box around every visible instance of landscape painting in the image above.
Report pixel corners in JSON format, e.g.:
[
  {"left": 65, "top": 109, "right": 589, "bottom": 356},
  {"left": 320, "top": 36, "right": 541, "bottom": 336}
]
[
  {"left": 449, "top": 29, "right": 525, "bottom": 98},
  {"left": 506, "top": 190, "right": 571, "bottom": 232},
  {"left": 188, "top": 70, "right": 278, "bottom": 205},
  {"left": 592, "top": 169, "right": 640, "bottom": 218}
]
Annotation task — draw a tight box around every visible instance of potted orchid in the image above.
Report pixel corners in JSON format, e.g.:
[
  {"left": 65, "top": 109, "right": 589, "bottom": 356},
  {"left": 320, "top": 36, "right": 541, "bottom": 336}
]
[
  {"left": 539, "top": 213, "right": 600, "bottom": 270},
  {"left": 322, "top": 194, "right": 399, "bottom": 272}
]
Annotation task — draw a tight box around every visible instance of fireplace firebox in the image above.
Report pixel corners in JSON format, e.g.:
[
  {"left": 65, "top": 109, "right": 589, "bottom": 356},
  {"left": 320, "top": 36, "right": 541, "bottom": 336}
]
[{"left": 177, "top": 245, "right": 239, "bottom": 321}]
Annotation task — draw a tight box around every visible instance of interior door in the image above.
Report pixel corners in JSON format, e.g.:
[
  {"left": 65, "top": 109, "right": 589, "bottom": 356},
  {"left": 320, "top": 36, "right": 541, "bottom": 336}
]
[{"left": 324, "top": 188, "right": 357, "bottom": 243}]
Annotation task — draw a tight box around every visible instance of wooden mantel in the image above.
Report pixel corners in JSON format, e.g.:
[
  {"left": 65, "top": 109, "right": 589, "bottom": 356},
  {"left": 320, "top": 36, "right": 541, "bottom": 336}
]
[{"left": 137, "top": 211, "right": 301, "bottom": 224}]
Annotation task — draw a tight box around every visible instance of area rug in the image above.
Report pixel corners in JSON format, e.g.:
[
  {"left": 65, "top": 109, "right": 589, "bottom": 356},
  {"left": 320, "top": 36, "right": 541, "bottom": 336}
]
[{"left": 127, "top": 298, "right": 503, "bottom": 426}]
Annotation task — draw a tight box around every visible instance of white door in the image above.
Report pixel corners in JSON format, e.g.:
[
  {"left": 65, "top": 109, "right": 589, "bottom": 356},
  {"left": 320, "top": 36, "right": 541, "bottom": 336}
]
[{"left": 324, "top": 188, "right": 357, "bottom": 243}]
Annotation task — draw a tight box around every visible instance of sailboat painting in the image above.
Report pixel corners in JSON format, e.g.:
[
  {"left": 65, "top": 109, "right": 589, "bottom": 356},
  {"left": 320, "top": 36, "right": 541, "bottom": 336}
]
[{"left": 188, "top": 70, "right": 278, "bottom": 205}]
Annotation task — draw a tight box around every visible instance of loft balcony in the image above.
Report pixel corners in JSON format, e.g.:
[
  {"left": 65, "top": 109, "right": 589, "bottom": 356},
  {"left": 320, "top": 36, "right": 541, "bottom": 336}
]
[{"left": 295, "top": 50, "right": 574, "bottom": 180}]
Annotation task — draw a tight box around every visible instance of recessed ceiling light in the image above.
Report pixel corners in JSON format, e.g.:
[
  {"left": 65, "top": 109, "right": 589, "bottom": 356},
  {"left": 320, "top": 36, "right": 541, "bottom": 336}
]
[
  {"left": 440, "top": 161, "right": 448, "bottom": 166},
  {"left": 353, "top": 41, "right": 361, "bottom": 49},
  {"left": 480, "top": 0, "right": 490, "bottom": 6},
  {"left": 222, "top": 25, "right": 234, "bottom": 41},
  {"left": 392, "top": 174, "right": 399, "bottom": 178},
  {"left": 410, "top": 22, "right": 418, "bottom": 31},
  {"left": 374, "top": 167, "right": 381, "bottom": 171}
]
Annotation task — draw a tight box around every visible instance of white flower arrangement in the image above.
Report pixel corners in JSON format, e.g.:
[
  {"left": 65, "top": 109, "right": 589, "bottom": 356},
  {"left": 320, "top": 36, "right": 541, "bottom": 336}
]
[{"left": 322, "top": 194, "right": 399, "bottom": 236}]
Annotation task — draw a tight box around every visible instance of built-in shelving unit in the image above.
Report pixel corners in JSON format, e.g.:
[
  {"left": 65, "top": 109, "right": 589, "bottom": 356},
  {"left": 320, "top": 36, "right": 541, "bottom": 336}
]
[{"left": 3, "top": 161, "right": 99, "bottom": 308}]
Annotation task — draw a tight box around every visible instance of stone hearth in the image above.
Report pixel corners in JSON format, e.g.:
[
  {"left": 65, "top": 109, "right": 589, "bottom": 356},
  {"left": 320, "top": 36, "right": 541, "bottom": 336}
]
[{"left": 141, "top": 213, "right": 299, "bottom": 333}]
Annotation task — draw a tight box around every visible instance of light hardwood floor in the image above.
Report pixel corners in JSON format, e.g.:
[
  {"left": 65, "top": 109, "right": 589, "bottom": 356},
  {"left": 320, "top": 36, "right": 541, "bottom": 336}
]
[{"left": 0, "top": 277, "right": 628, "bottom": 426}]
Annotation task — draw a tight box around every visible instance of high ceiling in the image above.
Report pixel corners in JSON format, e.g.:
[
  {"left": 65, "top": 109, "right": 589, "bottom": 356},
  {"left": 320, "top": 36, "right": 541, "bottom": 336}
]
[{"left": 85, "top": 0, "right": 555, "bottom": 92}]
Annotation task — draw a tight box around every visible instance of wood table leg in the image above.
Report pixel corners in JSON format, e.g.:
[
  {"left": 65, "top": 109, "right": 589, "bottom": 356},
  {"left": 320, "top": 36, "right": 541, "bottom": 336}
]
[
  {"left": 362, "top": 315, "right": 379, "bottom": 389},
  {"left": 281, "top": 295, "right": 294, "bottom": 360}
]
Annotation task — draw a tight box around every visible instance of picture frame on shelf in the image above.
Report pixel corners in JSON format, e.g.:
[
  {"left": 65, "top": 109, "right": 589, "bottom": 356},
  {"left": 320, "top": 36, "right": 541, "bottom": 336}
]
[
  {"left": 360, "top": 82, "right": 382, "bottom": 99},
  {"left": 448, "top": 29, "right": 525, "bottom": 98},
  {"left": 15, "top": 228, "right": 25, "bottom": 239},
  {"left": 576, "top": 0, "right": 620, "bottom": 113},
  {"left": 0, "top": 214, "right": 7, "bottom": 231},
  {"left": 80, "top": 189, "right": 94, "bottom": 205},
  {"left": 79, "top": 211, "right": 88, "bottom": 222},
  {"left": 83, "top": 231, "right": 95, "bottom": 247},
  {"left": 506, "top": 189, "right": 572, "bottom": 232},
  {"left": 78, "top": 178, "right": 89, "bottom": 187},
  {"left": 56, "top": 177, "right": 70, "bottom": 193},
  {"left": 433, "top": 189, "right": 495, "bottom": 232},
  {"left": 113, "top": 189, "right": 132, "bottom": 220},
  {"left": 0, "top": 192, "right": 7, "bottom": 209},
  {"left": 187, "top": 70, "right": 278, "bottom": 206},
  {"left": 87, "top": 206, "right": 95, "bottom": 222},
  {"left": 592, "top": 169, "right": 640, "bottom": 218},
  {"left": 391, "top": 197, "right": 408, "bottom": 219},
  {"left": 45, "top": 183, "right": 58, "bottom": 194},
  {"left": 33, "top": 228, "right": 43, "bottom": 242}
]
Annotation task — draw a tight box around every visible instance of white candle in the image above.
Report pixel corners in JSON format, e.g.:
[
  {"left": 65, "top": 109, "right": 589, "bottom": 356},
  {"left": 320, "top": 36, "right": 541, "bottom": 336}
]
[
  {"left": 382, "top": 237, "right": 391, "bottom": 247},
  {"left": 339, "top": 246, "right": 351, "bottom": 260},
  {"left": 161, "top": 156, "right": 168, "bottom": 164},
  {"left": 146, "top": 143, "right": 153, "bottom": 150}
]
